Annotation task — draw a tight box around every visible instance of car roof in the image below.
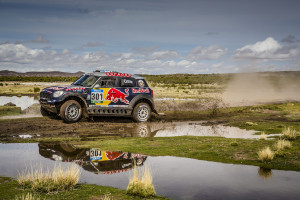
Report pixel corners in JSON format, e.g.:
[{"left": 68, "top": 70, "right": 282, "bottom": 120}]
[{"left": 86, "top": 70, "right": 145, "bottom": 79}]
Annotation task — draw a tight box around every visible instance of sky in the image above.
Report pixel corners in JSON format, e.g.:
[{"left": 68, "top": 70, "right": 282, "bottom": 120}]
[{"left": 0, "top": 0, "right": 300, "bottom": 74}]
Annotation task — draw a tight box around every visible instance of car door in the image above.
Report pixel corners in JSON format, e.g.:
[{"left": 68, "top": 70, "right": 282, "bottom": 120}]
[{"left": 89, "top": 76, "right": 131, "bottom": 108}]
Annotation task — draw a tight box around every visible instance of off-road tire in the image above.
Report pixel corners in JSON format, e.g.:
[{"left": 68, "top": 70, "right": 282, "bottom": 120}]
[
  {"left": 132, "top": 102, "right": 151, "bottom": 122},
  {"left": 60, "top": 100, "right": 82, "bottom": 123}
]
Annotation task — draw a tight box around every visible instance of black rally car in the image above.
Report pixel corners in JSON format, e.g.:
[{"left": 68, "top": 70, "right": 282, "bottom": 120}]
[{"left": 39, "top": 70, "right": 157, "bottom": 123}]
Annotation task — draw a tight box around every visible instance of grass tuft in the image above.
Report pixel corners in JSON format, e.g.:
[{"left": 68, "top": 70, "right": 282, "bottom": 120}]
[
  {"left": 257, "top": 147, "right": 275, "bottom": 162},
  {"left": 259, "top": 132, "right": 267, "bottom": 140},
  {"left": 126, "top": 165, "right": 156, "bottom": 197},
  {"left": 274, "top": 139, "right": 292, "bottom": 151},
  {"left": 281, "top": 127, "right": 299, "bottom": 140},
  {"left": 17, "top": 164, "right": 81, "bottom": 193},
  {"left": 14, "top": 193, "right": 42, "bottom": 200},
  {"left": 101, "top": 193, "right": 112, "bottom": 200}
]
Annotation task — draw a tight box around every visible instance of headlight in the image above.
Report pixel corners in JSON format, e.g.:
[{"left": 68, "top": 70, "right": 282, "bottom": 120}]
[{"left": 53, "top": 90, "right": 64, "bottom": 97}]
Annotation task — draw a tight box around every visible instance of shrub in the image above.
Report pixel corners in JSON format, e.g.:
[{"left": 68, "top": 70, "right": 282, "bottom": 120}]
[
  {"left": 127, "top": 165, "right": 156, "bottom": 197},
  {"left": 18, "top": 164, "right": 81, "bottom": 193},
  {"left": 274, "top": 139, "right": 292, "bottom": 151},
  {"left": 257, "top": 147, "right": 275, "bottom": 162},
  {"left": 33, "top": 87, "right": 40, "bottom": 93}
]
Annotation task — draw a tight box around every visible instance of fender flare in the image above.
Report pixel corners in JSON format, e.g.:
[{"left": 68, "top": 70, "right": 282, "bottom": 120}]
[
  {"left": 59, "top": 93, "right": 89, "bottom": 117},
  {"left": 129, "top": 94, "right": 156, "bottom": 113}
]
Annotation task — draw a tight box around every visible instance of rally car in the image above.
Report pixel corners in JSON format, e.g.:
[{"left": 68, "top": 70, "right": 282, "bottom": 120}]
[{"left": 39, "top": 70, "right": 157, "bottom": 123}]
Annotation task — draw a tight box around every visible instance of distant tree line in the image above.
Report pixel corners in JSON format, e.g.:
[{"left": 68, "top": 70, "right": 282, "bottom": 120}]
[
  {"left": 0, "top": 76, "right": 78, "bottom": 82},
  {"left": 0, "top": 74, "right": 233, "bottom": 85}
]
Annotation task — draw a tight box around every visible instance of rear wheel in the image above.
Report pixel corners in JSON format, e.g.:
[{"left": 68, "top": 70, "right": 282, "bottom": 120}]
[
  {"left": 132, "top": 102, "right": 151, "bottom": 122},
  {"left": 60, "top": 100, "right": 82, "bottom": 123}
]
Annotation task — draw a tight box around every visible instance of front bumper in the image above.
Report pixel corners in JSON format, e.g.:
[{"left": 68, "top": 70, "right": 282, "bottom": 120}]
[{"left": 40, "top": 100, "right": 58, "bottom": 113}]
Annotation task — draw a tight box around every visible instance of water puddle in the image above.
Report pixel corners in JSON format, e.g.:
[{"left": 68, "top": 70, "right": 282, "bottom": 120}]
[
  {"left": 18, "top": 134, "right": 33, "bottom": 139},
  {"left": 121, "top": 122, "right": 263, "bottom": 139},
  {"left": 0, "top": 143, "right": 299, "bottom": 200},
  {"left": 0, "top": 96, "right": 38, "bottom": 110}
]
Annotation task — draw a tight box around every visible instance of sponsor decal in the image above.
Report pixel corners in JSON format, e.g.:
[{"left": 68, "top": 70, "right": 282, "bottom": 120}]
[
  {"left": 123, "top": 79, "right": 133, "bottom": 84},
  {"left": 91, "top": 89, "right": 103, "bottom": 103},
  {"left": 104, "top": 168, "right": 131, "bottom": 174},
  {"left": 138, "top": 80, "right": 145, "bottom": 87},
  {"left": 106, "top": 151, "right": 124, "bottom": 160},
  {"left": 48, "top": 87, "right": 63, "bottom": 90},
  {"left": 132, "top": 88, "right": 150, "bottom": 93},
  {"left": 106, "top": 72, "right": 132, "bottom": 77},
  {"left": 65, "top": 87, "right": 86, "bottom": 92},
  {"left": 105, "top": 88, "right": 129, "bottom": 104}
]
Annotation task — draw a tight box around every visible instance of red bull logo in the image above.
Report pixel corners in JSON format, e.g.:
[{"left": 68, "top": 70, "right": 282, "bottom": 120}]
[{"left": 105, "top": 88, "right": 129, "bottom": 104}]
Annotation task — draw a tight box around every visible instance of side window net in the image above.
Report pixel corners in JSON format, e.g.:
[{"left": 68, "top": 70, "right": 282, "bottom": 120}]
[{"left": 100, "top": 77, "right": 117, "bottom": 88}]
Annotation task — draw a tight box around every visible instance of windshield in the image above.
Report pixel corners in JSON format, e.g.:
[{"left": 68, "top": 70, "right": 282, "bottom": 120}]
[{"left": 72, "top": 75, "right": 99, "bottom": 87}]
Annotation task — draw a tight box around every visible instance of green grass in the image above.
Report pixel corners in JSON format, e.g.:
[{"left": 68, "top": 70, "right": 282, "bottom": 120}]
[
  {"left": 74, "top": 136, "right": 300, "bottom": 171},
  {"left": 0, "top": 177, "right": 168, "bottom": 200},
  {"left": 0, "top": 106, "right": 22, "bottom": 116}
]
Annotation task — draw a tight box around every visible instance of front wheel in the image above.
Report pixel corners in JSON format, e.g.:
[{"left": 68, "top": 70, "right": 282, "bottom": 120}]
[
  {"left": 132, "top": 103, "right": 151, "bottom": 122},
  {"left": 59, "top": 100, "right": 82, "bottom": 123}
]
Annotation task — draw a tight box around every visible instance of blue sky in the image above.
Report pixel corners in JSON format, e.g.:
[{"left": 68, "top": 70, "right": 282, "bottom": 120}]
[{"left": 0, "top": 0, "right": 300, "bottom": 74}]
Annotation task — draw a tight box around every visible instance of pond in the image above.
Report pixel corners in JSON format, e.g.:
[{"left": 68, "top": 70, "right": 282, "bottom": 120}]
[
  {"left": 0, "top": 96, "right": 38, "bottom": 110},
  {"left": 0, "top": 143, "right": 299, "bottom": 200}
]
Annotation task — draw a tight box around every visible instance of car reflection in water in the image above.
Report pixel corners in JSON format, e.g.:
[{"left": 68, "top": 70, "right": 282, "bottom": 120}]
[{"left": 38, "top": 142, "right": 147, "bottom": 174}]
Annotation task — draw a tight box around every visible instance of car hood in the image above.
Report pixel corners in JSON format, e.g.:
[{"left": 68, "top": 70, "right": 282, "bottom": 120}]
[{"left": 41, "top": 85, "right": 87, "bottom": 93}]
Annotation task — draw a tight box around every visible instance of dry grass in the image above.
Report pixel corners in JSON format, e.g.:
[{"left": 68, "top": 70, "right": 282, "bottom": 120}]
[
  {"left": 257, "top": 147, "right": 275, "bottom": 162},
  {"left": 259, "top": 132, "right": 267, "bottom": 140},
  {"left": 126, "top": 165, "right": 156, "bottom": 197},
  {"left": 18, "top": 164, "right": 81, "bottom": 193},
  {"left": 281, "top": 127, "right": 299, "bottom": 140},
  {"left": 14, "top": 193, "right": 42, "bottom": 200},
  {"left": 274, "top": 139, "right": 292, "bottom": 151},
  {"left": 101, "top": 193, "right": 112, "bottom": 200}
]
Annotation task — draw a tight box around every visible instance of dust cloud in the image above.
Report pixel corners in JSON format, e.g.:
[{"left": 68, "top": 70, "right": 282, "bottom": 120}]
[{"left": 222, "top": 72, "right": 300, "bottom": 106}]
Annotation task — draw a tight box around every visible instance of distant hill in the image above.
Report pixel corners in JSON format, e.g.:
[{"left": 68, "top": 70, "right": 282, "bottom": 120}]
[{"left": 0, "top": 70, "right": 84, "bottom": 77}]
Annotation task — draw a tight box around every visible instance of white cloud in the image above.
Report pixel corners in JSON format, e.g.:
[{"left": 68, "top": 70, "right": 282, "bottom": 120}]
[
  {"left": 233, "top": 37, "right": 299, "bottom": 60},
  {"left": 2, "top": 43, "right": 298, "bottom": 74},
  {"left": 0, "top": 43, "right": 44, "bottom": 63},
  {"left": 148, "top": 50, "right": 179, "bottom": 60},
  {"left": 187, "top": 45, "right": 227, "bottom": 60}
]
